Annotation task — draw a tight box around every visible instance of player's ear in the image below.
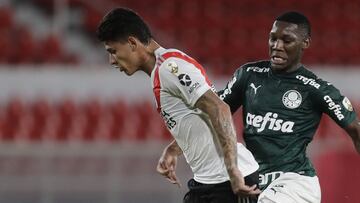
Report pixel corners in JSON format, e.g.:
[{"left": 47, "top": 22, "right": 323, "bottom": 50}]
[
  {"left": 128, "top": 36, "right": 138, "bottom": 51},
  {"left": 302, "top": 37, "right": 310, "bottom": 49}
]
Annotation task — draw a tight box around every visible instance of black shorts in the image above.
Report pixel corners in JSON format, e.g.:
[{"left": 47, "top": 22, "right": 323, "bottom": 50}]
[{"left": 183, "top": 171, "right": 259, "bottom": 203}]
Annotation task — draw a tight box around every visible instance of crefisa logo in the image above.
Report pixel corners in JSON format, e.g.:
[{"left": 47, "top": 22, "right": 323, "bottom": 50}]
[
  {"left": 282, "top": 90, "right": 302, "bottom": 109},
  {"left": 324, "top": 95, "right": 345, "bottom": 120}
]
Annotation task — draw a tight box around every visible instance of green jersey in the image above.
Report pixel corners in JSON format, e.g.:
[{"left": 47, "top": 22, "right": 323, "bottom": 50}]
[{"left": 219, "top": 60, "right": 356, "bottom": 189}]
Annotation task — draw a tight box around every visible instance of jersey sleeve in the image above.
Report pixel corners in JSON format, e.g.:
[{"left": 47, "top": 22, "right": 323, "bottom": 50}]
[
  {"left": 218, "top": 66, "right": 248, "bottom": 113},
  {"left": 158, "top": 58, "right": 211, "bottom": 107},
  {"left": 311, "top": 80, "right": 356, "bottom": 128}
]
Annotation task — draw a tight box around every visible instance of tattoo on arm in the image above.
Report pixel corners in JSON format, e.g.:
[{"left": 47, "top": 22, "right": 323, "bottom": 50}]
[
  {"left": 196, "top": 90, "right": 238, "bottom": 172},
  {"left": 216, "top": 111, "right": 238, "bottom": 171}
]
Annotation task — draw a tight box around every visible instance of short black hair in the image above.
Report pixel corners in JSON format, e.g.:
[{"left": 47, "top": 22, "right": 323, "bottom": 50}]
[
  {"left": 96, "top": 7, "right": 152, "bottom": 44},
  {"left": 275, "top": 11, "right": 311, "bottom": 37}
]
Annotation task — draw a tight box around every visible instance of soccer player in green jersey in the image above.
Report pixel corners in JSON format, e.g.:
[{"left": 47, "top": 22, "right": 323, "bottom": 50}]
[
  {"left": 158, "top": 11, "right": 360, "bottom": 203},
  {"left": 217, "top": 11, "right": 360, "bottom": 203}
]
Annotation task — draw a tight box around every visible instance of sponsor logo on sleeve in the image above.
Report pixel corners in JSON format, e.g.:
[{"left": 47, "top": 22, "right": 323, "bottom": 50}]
[
  {"left": 296, "top": 75, "right": 320, "bottom": 89},
  {"left": 282, "top": 90, "right": 302, "bottom": 109},
  {"left": 188, "top": 82, "right": 200, "bottom": 94},
  {"left": 246, "top": 112, "right": 295, "bottom": 133},
  {"left": 178, "top": 74, "right": 192, "bottom": 86},
  {"left": 324, "top": 95, "right": 345, "bottom": 120},
  {"left": 177, "top": 73, "right": 203, "bottom": 94},
  {"left": 219, "top": 75, "right": 237, "bottom": 100},
  {"left": 342, "top": 97, "right": 353, "bottom": 112}
]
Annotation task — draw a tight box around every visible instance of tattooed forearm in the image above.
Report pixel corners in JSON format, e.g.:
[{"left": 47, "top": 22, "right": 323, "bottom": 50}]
[
  {"left": 211, "top": 105, "right": 238, "bottom": 171},
  {"left": 195, "top": 90, "right": 239, "bottom": 174}
]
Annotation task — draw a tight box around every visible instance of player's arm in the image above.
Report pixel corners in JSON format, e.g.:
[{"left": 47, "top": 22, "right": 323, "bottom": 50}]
[
  {"left": 156, "top": 140, "right": 183, "bottom": 187},
  {"left": 344, "top": 117, "right": 360, "bottom": 154},
  {"left": 312, "top": 81, "right": 359, "bottom": 153},
  {"left": 195, "top": 90, "right": 260, "bottom": 196},
  {"left": 162, "top": 139, "right": 183, "bottom": 156}
]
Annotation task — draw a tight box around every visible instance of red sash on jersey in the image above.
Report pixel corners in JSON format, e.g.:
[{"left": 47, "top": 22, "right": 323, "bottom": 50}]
[{"left": 152, "top": 51, "right": 212, "bottom": 113}]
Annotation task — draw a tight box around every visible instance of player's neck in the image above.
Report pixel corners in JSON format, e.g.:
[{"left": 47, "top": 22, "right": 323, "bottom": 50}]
[
  {"left": 272, "top": 63, "right": 302, "bottom": 75},
  {"left": 142, "top": 40, "right": 160, "bottom": 76}
]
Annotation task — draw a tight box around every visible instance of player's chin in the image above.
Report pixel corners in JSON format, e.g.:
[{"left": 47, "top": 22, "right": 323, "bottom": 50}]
[
  {"left": 123, "top": 69, "right": 137, "bottom": 76},
  {"left": 270, "top": 62, "right": 287, "bottom": 72}
]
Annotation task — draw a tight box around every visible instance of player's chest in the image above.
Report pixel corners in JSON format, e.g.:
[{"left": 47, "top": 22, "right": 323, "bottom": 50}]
[{"left": 244, "top": 77, "right": 311, "bottom": 111}]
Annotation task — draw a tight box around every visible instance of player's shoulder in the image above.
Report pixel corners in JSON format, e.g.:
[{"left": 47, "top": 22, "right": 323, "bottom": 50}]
[
  {"left": 295, "top": 66, "right": 333, "bottom": 91},
  {"left": 297, "top": 66, "right": 340, "bottom": 100},
  {"left": 157, "top": 48, "right": 198, "bottom": 73},
  {"left": 230, "top": 60, "right": 270, "bottom": 81},
  {"left": 158, "top": 48, "right": 191, "bottom": 64}
]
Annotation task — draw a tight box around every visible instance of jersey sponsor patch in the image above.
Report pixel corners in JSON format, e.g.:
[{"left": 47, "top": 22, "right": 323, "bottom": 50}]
[
  {"left": 324, "top": 95, "right": 345, "bottom": 120},
  {"left": 246, "top": 112, "right": 295, "bottom": 133},
  {"left": 282, "top": 90, "right": 302, "bottom": 109},
  {"left": 219, "top": 75, "right": 237, "bottom": 100},
  {"left": 178, "top": 74, "right": 192, "bottom": 86},
  {"left": 188, "top": 82, "right": 201, "bottom": 94},
  {"left": 296, "top": 75, "right": 320, "bottom": 89},
  {"left": 167, "top": 61, "right": 179, "bottom": 75},
  {"left": 342, "top": 97, "right": 353, "bottom": 112},
  {"left": 246, "top": 66, "right": 270, "bottom": 73}
]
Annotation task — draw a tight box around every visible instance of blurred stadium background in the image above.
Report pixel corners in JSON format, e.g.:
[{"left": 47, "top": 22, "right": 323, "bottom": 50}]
[{"left": 0, "top": 0, "right": 359, "bottom": 202}]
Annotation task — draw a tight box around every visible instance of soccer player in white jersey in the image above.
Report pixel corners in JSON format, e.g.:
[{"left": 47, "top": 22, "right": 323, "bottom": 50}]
[{"left": 97, "top": 7, "right": 260, "bottom": 202}]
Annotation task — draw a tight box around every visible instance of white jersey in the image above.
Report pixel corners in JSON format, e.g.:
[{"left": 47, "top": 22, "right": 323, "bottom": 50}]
[{"left": 151, "top": 47, "right": 258, "bottom": 184}]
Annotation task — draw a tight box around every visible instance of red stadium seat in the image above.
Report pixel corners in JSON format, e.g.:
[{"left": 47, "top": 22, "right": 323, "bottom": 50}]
[
  {"left": 38, "top": 35, "right": 64, "bottom": 64},
  {"left": 1, "top": 98, "right": 26, "bottom": 141},
  {"left": 55, "top": 98, "right": 78, "bottom": 142},
  {"left": 13, "top": 26, "right": 37, "bottom": 64},
  {"left": 108, "top": 100, "right": 127, "bottom": 141},
  {"left": 0, "top": 7, "right": 14, "bottom": 29},
  {"left": 28, "top": 98, "right": 52, "bottom": 141},
  {"left": 81, "top": 98, "right": 103, "bottom": 142}
]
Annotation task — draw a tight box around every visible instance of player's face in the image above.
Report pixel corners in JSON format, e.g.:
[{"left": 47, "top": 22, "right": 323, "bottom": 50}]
[
  {"left": 268, "top": 21, "right": 309, "bottom": 73},
  {"left": 104, "top": 39, "right": 141, "bottom": 76}
]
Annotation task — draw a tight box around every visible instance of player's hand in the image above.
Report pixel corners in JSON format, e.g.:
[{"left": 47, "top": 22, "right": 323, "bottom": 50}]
[
  {"left": 156, "top": 149, "right": 181, "bottom": 187},
  {"left": 228, "top": 168, "right": 261, "bottom": 197}
]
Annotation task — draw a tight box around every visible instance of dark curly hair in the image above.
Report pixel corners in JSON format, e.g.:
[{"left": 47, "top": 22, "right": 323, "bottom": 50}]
[
  {"left": 276, "top": 11, "right": 311, "bottom": 37},
  {"left": 96, "top": 7, "right": 152, "bottom": 44}
]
